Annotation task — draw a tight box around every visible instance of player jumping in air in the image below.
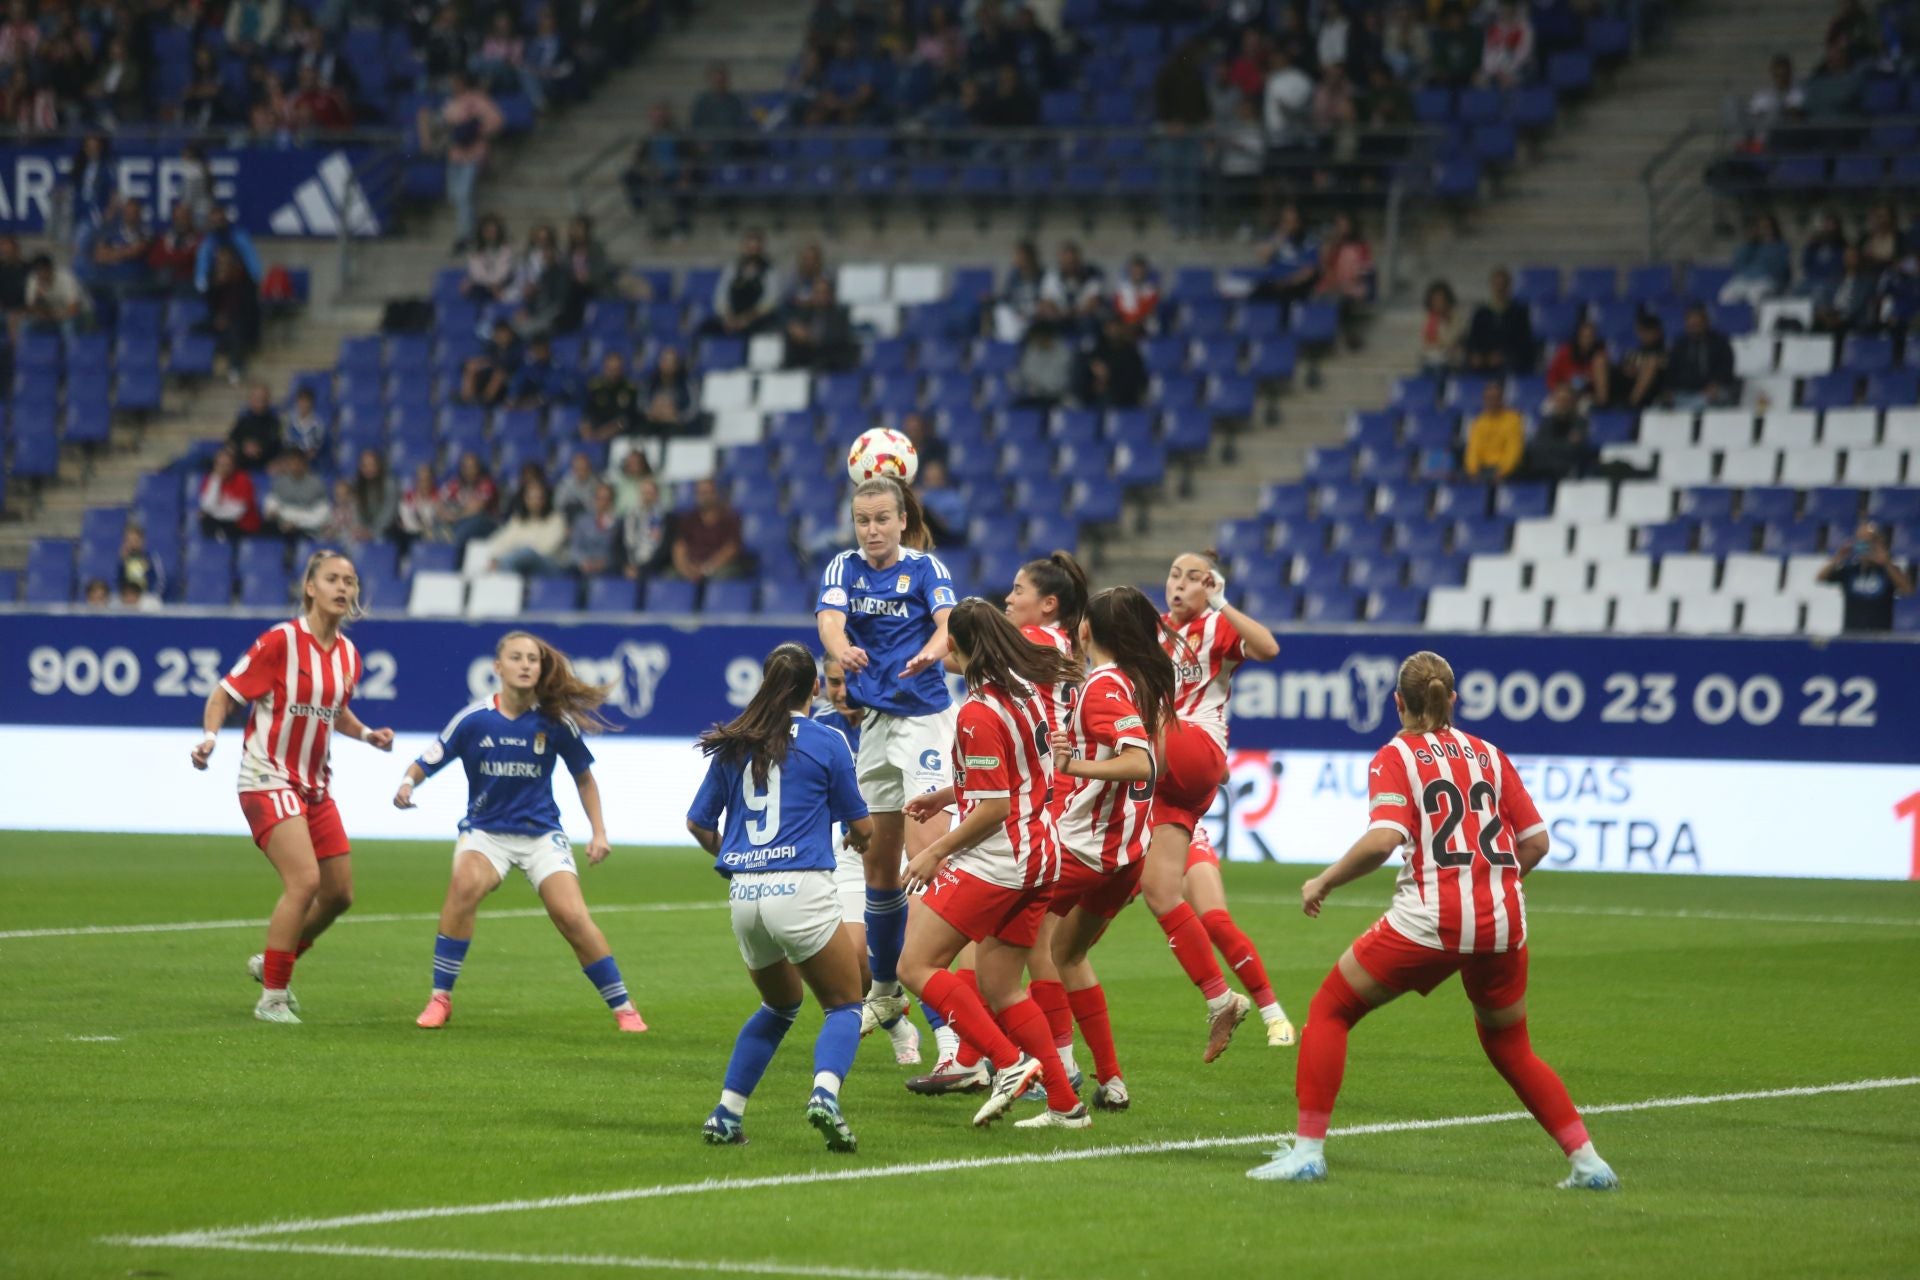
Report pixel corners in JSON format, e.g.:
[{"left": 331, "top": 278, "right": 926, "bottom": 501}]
[
  {"left": 394, "top": 631, "right": 644, "bottom": 1033},
  {"left": 190, "top": 549, "right": 395, "bottom": 1025},
  {"left": 1248, "top": 651, "right": 1618, "bottom": 1191}
]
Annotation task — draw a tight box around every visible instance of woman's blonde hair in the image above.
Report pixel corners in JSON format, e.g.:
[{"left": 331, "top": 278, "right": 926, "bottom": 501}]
[
  {"left": 1396, "top": 650, "right": 1455, "bottom": 735},
  {"left": 497, "top": 631, "right": 616, "bottom": 733},
  {"left": 852, "top": 476, "right": 933, "bottom": 551},
  {"left": 301, "top": 549, "right": 365, "bottom": 622}
]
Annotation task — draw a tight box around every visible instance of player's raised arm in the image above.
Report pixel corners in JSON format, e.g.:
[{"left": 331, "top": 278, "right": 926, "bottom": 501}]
[
  {"left": 337, "top": 708, "right": 394, "bottom": 752},
  {"left": 1300, "top": 829, "right": 1402, "bottom": 918}
]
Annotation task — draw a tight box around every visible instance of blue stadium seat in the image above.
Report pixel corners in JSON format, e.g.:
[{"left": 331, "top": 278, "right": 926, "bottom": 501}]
[
  {"left": 25, "top": 539, "right": 75, "bottom": 603},
  {"left": 642, "top": 577, "right": 698, "bottom": 614},
  {"left": 1697, "top": 517, "right": 1760, "bottom": 554},
  {"left": 1868, "top": 488, "right": 1920, "bottom": 524},
  {"left": 1259, "top": 483, "right": 1313, "bottom": 518},
  {"left": 1679, "top": 487, "right": 1737, "bottom": 520},
  {"left": 703, "top": 579, "right": 759, "bottom": 614},
  {"left": 1803, "top": 487, "right": 1863, "bottom": 526},
  {"left": 1739, "top": 487, "right": 1797, "bottom": 524},
  {"left": 1348, "top": 554, "right": 1409, "bottom": 589},
  {"left": 1242, "top": 586, "right": 1300, "bottom": 623},
  {"left": 1302, "top": 587, "right": 1364, "bottom": 623},
  {"left": 1637, "top": 521, "right": 1694, "bottom": 556},
  {"left": 1404, "top": 552, "right": 1467, "bottom": 589},
  {"left": 1368, "top": 588, "right": 1426, "bottom": 625},
  {"left": 584, "top": 575, "right": 637, "bottom": 614},
  {"left": 1452, "top": 518, "right": 1511, "bottom": 556},
  {"left": 1271, "top": 516, "right": 1329, "bottom": 555},
  {"left": 524, "top": 575, "right": 580, "bottom": 612}
]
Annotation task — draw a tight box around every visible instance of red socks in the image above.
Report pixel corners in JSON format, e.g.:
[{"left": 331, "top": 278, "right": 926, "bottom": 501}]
[
  {"left": 996, "top": 997, "right": 1079, "bottom": 1111},
  {"left": 952, "top": 968, "right": 985, "bottom": 1068},
  {"left": 1476, "top": 1017, "right": 1590, "bottom": 1155},
  {"left": 1200, "top": 909, "right": 1276, "bottom": 1008},
  {"left": 922, "top": 969, "right": 1019, "bottom": 1071},
  {"left": 1155, "top": 903, "right": 1229, "bottom": 999},
  {"left": 1068, "top": 984, "right": 1122, "bottom": 1083},
  {"left": 1295, "top": 965, "right": 1373, "bottom": 1139},
  {"left": 262, "top": 949, "right": 297, "bottom": 991},
  {"left": 1028, "top": 978, "right": 1074, "bottom": 1050},
  {"left": 296, "top": 940, "right": 314, "bottom": 957}
]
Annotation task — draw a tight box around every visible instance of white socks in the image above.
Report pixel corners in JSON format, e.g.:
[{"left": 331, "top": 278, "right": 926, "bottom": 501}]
[
  {"left": 934, "top": 1025, "right": 961, "bottom": 1062},
  {"left": 1258, "top": 1001, "right": 1286, "bottom": 1024},
  {"left": 1206, "top": 991, "right": 1235, "bottom": 1015},
  {"left": 719, "top": 1088, "right": 749, "bottom": 1116},
  {"left": 1292, "top": 1136, "right": 1325, "bottom": 1158},
  {"left": 1568, "top": 1141, "right": 1608, "bottom": 1174},
  {"left": 868, "top": 979, "right": 901, "bottom": 999},
  {"left": 813, "top": 1071, "right": 842, "bottom": 1096},
  {"left": 1059, "top": 1045, "right": 1079, "bottom": 1078}
]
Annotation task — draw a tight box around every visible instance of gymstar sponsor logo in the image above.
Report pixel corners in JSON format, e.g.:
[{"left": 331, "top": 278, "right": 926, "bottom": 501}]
[
  {"left": 267, "top": 152, "right": 381, "bottom": 236},
  {"left": 1371, "top": 792, "right": 1407, "bottom": 807},
  {"left": 964, "top": 754, "right": 1000, "bottom": 768},
  {"left": 1232, "top": 654, "right": 1399, "bottom": 733}
]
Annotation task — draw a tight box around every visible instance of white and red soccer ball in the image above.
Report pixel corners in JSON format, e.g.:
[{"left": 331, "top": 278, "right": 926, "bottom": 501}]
[{"left": 845, "top": 427, "right": 919, "bottom": 484}]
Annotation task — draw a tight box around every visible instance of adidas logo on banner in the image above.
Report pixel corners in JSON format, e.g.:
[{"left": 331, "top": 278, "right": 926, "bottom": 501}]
[
  {"left": 268, "top": 152, "right": 381, "bottom": 237},
  {"left": 478, "top": 736, "right": 494, "bottom": 748}
]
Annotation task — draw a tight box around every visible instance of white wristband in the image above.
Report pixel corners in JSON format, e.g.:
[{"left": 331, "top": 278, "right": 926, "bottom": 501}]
[{"left": 201, "top": 732, "right": 217, "bottom": 746}]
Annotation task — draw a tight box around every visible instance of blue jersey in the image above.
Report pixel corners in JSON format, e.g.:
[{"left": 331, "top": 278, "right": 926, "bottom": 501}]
[
  {"left": 415, "top": 697, "right": 594, "bottom": 837},
  {"left": 811, "top": 706, "right": 863, "bottom": 758},
  {"left": 816, "top": 547, "right": 957, "bottom": 718},
  {"left": 688, "top": 714, "right": 868, "bottom": 875}
]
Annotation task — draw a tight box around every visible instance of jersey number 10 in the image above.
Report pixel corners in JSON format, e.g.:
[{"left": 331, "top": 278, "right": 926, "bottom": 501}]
[{"left": 1421, "top": 778, "right": 1514, "bottom": 869}]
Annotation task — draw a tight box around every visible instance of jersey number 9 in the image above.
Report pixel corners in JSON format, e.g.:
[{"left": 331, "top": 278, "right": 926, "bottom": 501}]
[{"left": 745, "top": 765, "right": 783, "bottom": 845}]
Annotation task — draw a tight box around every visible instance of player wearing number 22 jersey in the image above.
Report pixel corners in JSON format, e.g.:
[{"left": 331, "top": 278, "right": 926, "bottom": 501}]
[{"left": 1248, "top": 651, "right": 1618, "bottom": 1191}]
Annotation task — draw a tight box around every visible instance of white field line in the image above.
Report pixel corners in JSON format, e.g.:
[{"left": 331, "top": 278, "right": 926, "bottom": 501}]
[
  {"left": 106, "top": 1240, "right": 1013, "bottom": 1280},
  {"left": 1235, "top": 895, "right": 1920, "bottom": 930},
  {"left": 108, "top": 1075, "right": 1920, "bottom": 1250},
  {"left": 0, "top": 899, "right": 726, "bottom": 941}
]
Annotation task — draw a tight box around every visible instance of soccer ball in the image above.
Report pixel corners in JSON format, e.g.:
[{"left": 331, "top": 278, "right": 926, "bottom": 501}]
[{"left": 846, "top": 428, "right": 919, "bottom": 484}]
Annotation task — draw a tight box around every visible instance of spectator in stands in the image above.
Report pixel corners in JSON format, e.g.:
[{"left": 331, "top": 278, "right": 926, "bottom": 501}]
[
  {"left": 669, "top": 477, "right": 747, "bottom": 583},
  {"left": 1079, "top": 318, "right": 1147, "bottom": 409},
  {"left": 917, "top": 458, "right": 966, "bottom": 546},
  {"left": 1523, "top": 385, "right": 1594, "bottom": 482},
  {"left": 88, "top": 197, "right": 154, "bottom": 300},
  {"left": 1263, "top": 44, "right": 1315, "bottom": 150},
  {"left": 25, "top": 254, "right": 92, "bottom": 338},
  {"left": 1666, "top": 303, "right": 1736, "bottom": 409},
  {"left": 690, "top": 61, "right": 752, "bottom": 136},
  {"left": 288, "top": 64, "right": 352, "bottom": 131},
  {"left": 1155, "top": 35, "right": 1213, "bottom": 235},
  {"left": 399, "top": 462, "right": 450, "bottom": 545},
  {"left": 147, "top": 204, "right": 201, "bottom": 294},
  {"left": 1427, "top": 2, "right": 1480, "bottom": 88},
  {"left": 283, "top": 388, "right": 328, "bottom": 462},
  {"left": 1801, "top": 209, "right": 1847, "bottom": 286},
  {"left": 619, "top": 474, "right": 669, "bottom": 579},
  {"left": 205, "top": 247, "right": 263, "bottom": 382},
  {"left": 504, "top": 461, "right": 552, "bottom": 519},
  {"left": 783, "top": 275, "right": 854, "bottom": 371},
  {"left": 1420, "top": 280, "right": 1462, "bottom": 371},
  {"left": 1312, "top": 60, "right": 1359, "bottom": 154},
  {"left": 1818, "top": 522, "right": 1913, "bottom": 632},
  {"left": 323, "top": 476, "right": 365, "bottom": 545},
  {"left": 116, "top": 524, "right": 164, "bottom": 604},
  {"left": 1858, "top": 202, "right": 1903, "bottom": 274},
  {"left": 463, "top": 215, "right": 516, "bottom": 301},
  {"left": 85, "top": 35, "right": 143, "bottom": 128},
  {"left": 568, "top": 481, "right": 621, "bottom": 576},
  {"left": 1719, "top": 213, "right": 1791, "bottom": 305},
  {"left": 554, "top": 450, "right": 600, "bottom": 521},
  {"left": 462, "top": 319, "right": 523, "bottom": 406},
  {"left": 1256, "top": 203, "right": 1321, "bottom": 302},
  {"left": 194, "top": 206, "right": 262, "bottom": 294},
  {"left": 0, "top": 234, "right": 27, "bottom": 315},
  {"left": 83, "top": 578, "right": 111, "bottom": 607},
  {"left": 223, "top": 0, "right": 280, "bottom": 54},
  {"left": 1546, "top": 317, "right": 1613, "bottom": 407},
  {"left": 527, "top": 6, "right": 579, "bottom": 107},
  {"left": 512, "top": 223, "right": 572, "bottom": 334},
  {"left": 1812, "top": 243, "right": 1880, "bottom": 334},
  {"left": 709, "top": 229, "right": 782, "bottom": 337},
  {"left": 446, "top": 451, "right": 501, "bottom": 545},
  {"left": 509, "top": 337, "right": 576, "bottom": 408},
  {"left": 1827, "top": 0, "right": 1879, "bottom": 61},
  {"left": 642, "top": 345, "right": 695, "bottom": 436},
  {"left": 787, "top": 242, "right": 830, "bottom": 308},
  {"left": 177, "top": 144, "right": 214, "bottom": 231},
  {"left": 623, "top": 101, "right": 694, "bottom": 238},
  {"left": 558, "top": 215, "right": 615, "bottom": 331},
  {"left": 992, "top": 239, "right": 1045, "bottom": 340},
  {"left": 475, "top": 10, "right": 545, "bottom": 112},
  {"left": 478, "top": 473, "right": 568, "bottom": 575},
  {"left": 1214, "top": 95, "right": 1269, "bottom": 232},
  {"left": 1380, "top": 4, "right": 1429, "bottom": 81},
  {"left": 228, "top": 384, "right": 283, "bottom": 469},
  {"left": 264, "top": 449, "right": 332, "bottom": 539},
  {"left": 898, "top": 410, "right": 949, "bottom": 470},
  {"left": 1746, "top": 54, "right": 1804, "bottom": 144},
  {"left": 581, "top": 352, "right": 639, "bottom": 443},
  {"left": 1315, "top": 211, "right": 1375, "bottom": 344},
  {"left": 424, "top": 3, "right": 475, "bottom": 82},
  {"left": 421, "top": 70, "right": 505, "bottom": 254},
  {"left": 1463, "top": 381, "right": 1524, "bottom": 483},
  {"left": 66, "top": 135, "right": 112, "bottom": 230},
  {"left": 1013, "top": 319, "right": 1073, "bottom": 409},
  {"left": 1041, "top": 241, "right": 1104, "bottom": 330},
  {"left": 1800, "top": 40, "right": 1861, "bottom": 120},
  {"left": 198, "top": 446, "right": 261, "bottom": 539},
  {"left": 1620, "top": 313, "right": 1668, "bottom": 410},
  {"left": 1464, "top": 267, "right": 1533, "bottom": 373},
  {"left": 352, "top": 448, "right": 399, "bottom": 540},
  {"left": 1112, "top": 255, "right": 1162, "bottom": 331},
  {"left": 976, "top": 62, "right": 1038, "bottom": 128},
  {"left": 1478, "top": 1, "right": 1533, "bottom": 89}
]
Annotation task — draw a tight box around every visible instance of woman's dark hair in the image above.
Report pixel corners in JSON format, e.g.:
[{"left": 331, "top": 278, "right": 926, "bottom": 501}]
[
  {"left": 1018, "top": 550, "right": 1089, "bottom": 652},
  {"left": 698, "top": 642, "right": 817, "bottom": 787},
  {"left": 948, "top": 597, "right": 1082, "bottom": 697},
  {"left": 1424, "top": 279, "right": 1455, "bottom": 309},
  {"left": 1084, "top": 586, "right": 1178, "bottom": 742}
]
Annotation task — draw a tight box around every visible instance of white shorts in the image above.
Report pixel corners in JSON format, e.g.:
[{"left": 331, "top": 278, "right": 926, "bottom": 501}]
[
  {"left": 730, "top": 869, "right": 842, "bottom": 970},
  {"left": 833, "top": 840, "right": 912, "bottom": 925},
  {"left": 455, "top": 829, "right": 577, "bottom": 890},
  {"left": 856, "top": 706, "right": 957, "bottom": 813}
]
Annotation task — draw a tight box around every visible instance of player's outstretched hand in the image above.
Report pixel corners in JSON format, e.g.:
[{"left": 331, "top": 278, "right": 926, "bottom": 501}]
[
  {"left": 1301, "top": 875, "right": 1329, "bottom": 918},
  {"left": 189, "top": 738, "right": 214, "bottom": 771},
  {"left": 904, "top": 787, "right": 954, "bottom": 823},
  {"left": 1049, "top": 728, "right": 1074, "bottom": 774},
  {"left": 904, "top": 849, "right": 946, "bottom": 893},
  {"left": 365, "top": 727, "right": 396, "bottom": 752},
  {"left": 393, "top": 781, "right": 415, "bottom": 810},
  {"left": 586, "top": 835, "right": 612, "bottom": 865},
  {"left": 842, "top": 824, "right": 871, "bottom": 855},
  {"left": 839, "top": 646, "right": 872, "bottom": 673},
  {"left": 899, "top": 645, "right": 942, "bottom": 677}
]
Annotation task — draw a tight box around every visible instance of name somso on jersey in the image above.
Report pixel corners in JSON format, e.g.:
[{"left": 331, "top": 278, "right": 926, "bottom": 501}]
[
  {"left": 1163, "top": 610, "right": 1243, "bottom": 746},
  {"left": 1367, "top": 728, "right": 1547, "bottom": 955},
  {"left": 950, "top": 685, "right": 1059, "bottom": 890},
  {"left": 1057, "top": 667, "right": 1155, "bottom": 872},
  {"left": 220, "top": 620, "right": 362, "bottom": 799}
]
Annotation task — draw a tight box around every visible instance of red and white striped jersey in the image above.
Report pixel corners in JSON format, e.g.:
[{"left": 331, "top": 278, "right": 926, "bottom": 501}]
[
  {"left": 1367, "top": 727, "right": 1547, "bottom": 954},
  {"left": 1161, "top": 608, "right": 1245, "bottom": 751},
  {"left": 1020, "top": 622, "right": 1080, "bottom": 817},
  {"left": 1057, "top": 665, "right": 1155, "bottom": 872},
  {"left": 949, "top": 682, "right": 1060, "bottom": 891},
  {"left": 220, "top": 619, "right": 363, "bottom": 801}
]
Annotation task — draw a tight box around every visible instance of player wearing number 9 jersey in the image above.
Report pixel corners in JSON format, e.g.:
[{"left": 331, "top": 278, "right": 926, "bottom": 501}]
[
  {"left": 188, "top": 550, "right": 395, "bottom": 1025},
  {"left": 1248, "top": 651, "right": 1618, "bottom": 1191}
]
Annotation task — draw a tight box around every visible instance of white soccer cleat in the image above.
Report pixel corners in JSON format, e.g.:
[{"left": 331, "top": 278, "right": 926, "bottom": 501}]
[
  {"left": 905, "top": 1056, "right": 992, "bottom": 1095},
  {"left": 1246, "top": 1142, "right": 1327, "bottom": 1182},
  {"left": 972, "top": 1054, "right": 1045, "bottom": 1127},
  {"left": 1559, "top": 1159, "right": 1621, "bottom": 1191},
  {"left": 1014, "top": 1103, "right": 1092, "bottom": 1130},
  {"left": 1265, "top": 1016, "right": 1297, "bottom": 1048},
  {"left": 1093, "top": 1077, "right": 1131, "bottom": 1111},
  {"left": 247, "top": 955, "right": 298, "bottom": 1012},
  {"left": 254, "top": 993, "right": 301, "bottom": 1025},
  {"left": 861, "top": 990, "right": 910, "bottom": 1038},
  {"left": 886, "top": 1014, "right": 922, "bottom": 1065}
]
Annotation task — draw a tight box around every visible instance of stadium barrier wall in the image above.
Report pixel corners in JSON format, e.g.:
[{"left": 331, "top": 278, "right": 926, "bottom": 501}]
[{"left": 2, "top": 611, "right": 1915, "bottom": 879}]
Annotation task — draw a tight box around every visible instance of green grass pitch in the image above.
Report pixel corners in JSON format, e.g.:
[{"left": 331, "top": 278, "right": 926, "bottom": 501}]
[{"left": 2, "top": 831, "right": 1917, "bottom": 1279}]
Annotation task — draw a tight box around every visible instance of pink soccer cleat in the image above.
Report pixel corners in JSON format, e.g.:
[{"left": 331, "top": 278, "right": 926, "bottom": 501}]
[
  {"left": 415, "top": 993, "right": 452, "bottom": 1029},
  {"left": 614, "top": 1007, "right": 649, "bottom": 1033}
]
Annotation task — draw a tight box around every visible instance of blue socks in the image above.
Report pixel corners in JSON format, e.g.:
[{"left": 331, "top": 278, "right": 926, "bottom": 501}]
[
  {"left": 720, "top": 1002, "right": 801, "bottom": 1115},
  {"left": 582, "top": 955, "right": 632, "bottom": 1010},
  {"left": 922, "top": 1003, "right": 946, "bottom": 1032},
  {"left": 864, "top": 887, "right": 909, "bottom": 989},
  {"left": 814, "top": 1001, "right": 861, "bottom": 1096},
  {"left": 432, "top": 934, "right": 470, "bottom": 993}
]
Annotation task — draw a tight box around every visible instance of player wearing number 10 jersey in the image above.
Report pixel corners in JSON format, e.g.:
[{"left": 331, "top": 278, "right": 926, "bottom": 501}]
[{"left": 1248, "top": 651, "right": 1618, "bottom": 1191}]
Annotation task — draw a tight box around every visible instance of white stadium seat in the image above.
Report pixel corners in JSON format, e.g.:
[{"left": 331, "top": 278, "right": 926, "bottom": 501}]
[
  {"left": 1759, "top": 298, "right": 1814, "bottom": 332},
  {"left": 1656, "top": 448, "right": 1717, "bottom": 487},
  {"left": 708, "top": 410, "right": 765, "bottom": 447},
  {"left": 466, "top": 572, "right": 524, "bottom": 618},
  {"left": 1657, "top": 553, "right": 1719, "bottom": 594},
  {"left": 1613, "top": 482, "right": 1674, "bottom": 525},
  {"left": 755, "top": 371, "right": 811, "bottom": 414},
  {"left": 836, "top": 263, "right": 889, "bottom": 306},
  {"left": 1601, "top": 443, "right": 1659, "bottom": 471},
  {"left": 1674, "top": 595, "right": 1737, "bottom": 635},
  {"left": 1821, "top": 408, "right": 1880, "bottom": 449},
  {"left": 1553, "top": 480, "right": 1612, "bottom": 523},
  {"left": 1721, "top": 553, "right": 1784, "bottom": 597},
  {"left": 1777, "top": 447, "right": 1839, "bottom": 487},
  {"left": 1717, "top": 447, "right": 1779, "bottom": 486},
  {"left": 1840, "top": 446, "right": 1906, "bottom": 487},
  {"left": 1638, "top": 409, "right": 1696, "bottom": 444},
  {"left": 699, "top": 369, "right": 754, "bottom": 413},
  {"left": 1697, "top": 409, "right": 1755, "bottom": 449},
  {"left": 849, "top": 301, "right": 901, "bottom": 337},
  {"left": 747, "top": 333, "right": 785, "bottom": 372},
  {"left": 1424, "top": 587, "right": 1486, "bottom": 631},
  {"left": 1510, "top": 518, "right": 1571, "bottom": 559},
  {"left": 1738, "top": 595, "right": 1803, "bottom": 636},
  {"left": 1731, "top": 334, "right": 1776, "bottom": 378},
  {"left": 1775, "top": 335, "right": 1835, "bottom": 377},
  {"left": 1547, "top": 593, "right": 1610, "bottom": 633},
  {"left": 1486, "top": 592, "right": 1548, "bottom": 633},
  {"left": 1527, "top": 556, "right": 1590, "bottom": 591},
  {"left": 1613, "top": 593, "right": 1676, "bottom": 633},
  {"left": 891, "top": 264, "right": 946, "bottom": 306},
  {"left": 408, "top": 571, "right": 466, "bottom": 618},
  {"left": 660, "top": 440, "right": 719, "bottom": 484},
  {"left": 1883, "top": 408, "right": 1920, "bottom": 450},
  {"left": 1805, "top": 592, "right": 1844, "bottom": 637},
  {"left": 1591, "top": 555, "right": 1652, "bottom": 594},
  {"left": 1758, "top": 410, "right": 1819, "bottom": 450},
  {"left": 1466, "top": 556, "right": 1527, "bottom": 595},
  {"left": 1783, "top": 554, "right": 1830, "bottom": 600},
  {"left": 1572, "top": 523, "right": 1632, "bottom": 559}
]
